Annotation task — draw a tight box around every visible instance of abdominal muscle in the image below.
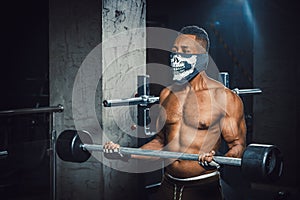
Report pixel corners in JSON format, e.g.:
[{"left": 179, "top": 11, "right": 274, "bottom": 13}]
[
  {"left": 163, "top": 123, "right": 220, "bottom": 178},
  {"left": 159, "top": 85, "right": 223, "bottom": 178}
]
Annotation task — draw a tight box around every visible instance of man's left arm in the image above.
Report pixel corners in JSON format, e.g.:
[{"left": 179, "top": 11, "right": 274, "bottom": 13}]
[{"left": 221, "top": 90, "right": 247, "bottom": 158}]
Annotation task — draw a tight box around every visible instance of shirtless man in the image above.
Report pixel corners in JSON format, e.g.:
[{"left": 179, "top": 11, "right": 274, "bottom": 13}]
[{"left": 104, "top": 26, "right": 246, "bottom": 200}]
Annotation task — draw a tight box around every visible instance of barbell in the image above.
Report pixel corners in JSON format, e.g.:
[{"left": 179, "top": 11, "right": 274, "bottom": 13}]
[
  {"left": 56, "top": 130, "right": 283, "bottom": 182},
  {"left": 102, "top": 88, "right": 262, "bottom": 107}
]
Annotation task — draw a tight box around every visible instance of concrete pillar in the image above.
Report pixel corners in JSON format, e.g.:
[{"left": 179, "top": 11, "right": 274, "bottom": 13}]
[
  {"left": 50, "top": 0, "right": 146, "bottom": 199},
  {"left": 101, "top": 0, "right": 146, "bottom": 199},
  {"left": 49, "top": 0, "right": 103, "bottom": 199}
]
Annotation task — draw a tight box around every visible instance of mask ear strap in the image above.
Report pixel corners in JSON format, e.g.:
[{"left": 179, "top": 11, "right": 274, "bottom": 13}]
[{"left": 195, "top": 53, "right": 209, "bottom": 71}]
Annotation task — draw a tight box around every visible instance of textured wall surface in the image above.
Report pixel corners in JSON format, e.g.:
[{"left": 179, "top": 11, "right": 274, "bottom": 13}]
[
  {"left": 49, "top": 0, "right": 103, "bottom": 199},
  {"left": 102, "top": 0, "right": 146, "bottom": 199},
  {"left": 50, "top": 0, "right": 146, "bottom": 199}
]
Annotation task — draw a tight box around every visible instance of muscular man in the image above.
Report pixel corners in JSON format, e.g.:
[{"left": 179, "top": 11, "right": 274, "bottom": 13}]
[{"left": 104, "top": 25, "right": 246, "bottom": 200}]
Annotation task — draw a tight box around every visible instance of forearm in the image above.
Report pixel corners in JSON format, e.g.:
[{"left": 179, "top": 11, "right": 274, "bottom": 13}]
[
  {"left": 131, "top": 137, "right": 164, "bottom": 160},
  {"left": 224, "top": 142, "right": 246, "bottom": 158}
]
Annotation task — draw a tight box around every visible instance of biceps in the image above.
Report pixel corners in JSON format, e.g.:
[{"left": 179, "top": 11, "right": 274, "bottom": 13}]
[{"left": 221, "top": 116, "right": 246, "bottom": 145}]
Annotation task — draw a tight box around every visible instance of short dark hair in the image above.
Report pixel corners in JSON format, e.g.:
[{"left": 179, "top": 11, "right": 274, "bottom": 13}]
[{"left": 179, "top": 25, "right": 210, "bottom": 51}]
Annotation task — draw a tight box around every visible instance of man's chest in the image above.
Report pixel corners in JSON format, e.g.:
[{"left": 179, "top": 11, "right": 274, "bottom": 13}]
[{"left": 161, "top": 90, "right": 222, "bottom": 129}]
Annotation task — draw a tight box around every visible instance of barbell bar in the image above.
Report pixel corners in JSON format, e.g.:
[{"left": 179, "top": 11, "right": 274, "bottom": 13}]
[
  {"left": 82, "top": 144, "right": 241, "bottom": 166},
  {"left": 0, "top": 104, "right": 64, "bottom": 115},
  {"left": 56, "top": 130, "right": 283, "bottom": 182},
  {"left": 103, "top": 96, "right": 159, "bottom": 107},
  {"left": 232, "top": 88, "right": 262, "bottom": 95},
  {"left": 103, "top": 88, "right": 262, "bottom": 107}
]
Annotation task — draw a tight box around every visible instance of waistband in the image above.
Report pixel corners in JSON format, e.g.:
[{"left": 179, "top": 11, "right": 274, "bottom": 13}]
[{"left": 166, "top": 171, "right": 220, "bottom": 182}]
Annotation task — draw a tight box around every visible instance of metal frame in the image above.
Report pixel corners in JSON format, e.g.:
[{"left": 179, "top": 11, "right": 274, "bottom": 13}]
[{"left": 0, "top": 104, "right": 64, "bottom": 200}]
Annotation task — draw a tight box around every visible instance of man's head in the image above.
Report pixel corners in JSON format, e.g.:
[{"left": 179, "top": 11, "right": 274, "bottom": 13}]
[
  {"left": 170, "top": 25, "right": 210, "bottom": 84},
  {"left": 179, "top": 25, "right": 210, "bottom": 52}
]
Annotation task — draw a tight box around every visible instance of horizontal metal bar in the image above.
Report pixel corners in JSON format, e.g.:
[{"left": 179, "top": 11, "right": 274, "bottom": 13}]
[
  {"left": 103, "top": 97, "right": 144, "bottom": 107},
  {"left": 0, "top": 104, "right": 64, "bottom": 116},
  {"left": 82, "top": 144, "right": 241, "bottom": 166},
  {"left": 0, "top": 150, "right": 8, "bottom": 157},
  {"left": 232, "top": 88, "right": 262, "bottom": 95},
  {"left": 213, "top": 156, "right": 241, "bottom": 166},
  {"left": 103, "top": 87, "right": 262, "bottom": 108},
  {"left": 103, "top": 96, "right": 159, "bottom": 107}
]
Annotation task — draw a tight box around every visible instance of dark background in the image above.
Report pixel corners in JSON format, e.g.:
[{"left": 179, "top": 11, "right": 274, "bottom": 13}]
[
  {"left": 0, "top": 0, "right": 299, "bottom": 199},
  {"left": 0, "top": 1, "right": 49, "bottom": 110},
  {"left": 0, "top": 1, "right": 50, "bottom": 199},
  {"left": 146, "top": 0, "right": 299, "bottom": 199}
]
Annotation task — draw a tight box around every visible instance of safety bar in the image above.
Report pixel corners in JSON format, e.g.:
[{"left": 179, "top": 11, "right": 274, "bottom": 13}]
[
  {"left": 103, "top": 96, "right": 159, "bottom": 107},
  {"left": 0, "top": 104, "right": 64, "bottom": 200},
  {"left": 0, "top": 104, "right": 64, "bottom": 116},
  {"left": 0, "top": 150, "right": 8, "bottom": 159},
  {"left": 103, "top": 88, "right": 262, "bottom": 107},
  {"left": 232, "top": 88, "right": 262, "bottom": 95}
]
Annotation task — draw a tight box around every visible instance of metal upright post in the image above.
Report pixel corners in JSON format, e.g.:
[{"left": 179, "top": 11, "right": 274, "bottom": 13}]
[
  {"left": 137, "top": 75, "right": 150, "bottom": 141},
  {"left": 137, "top": 75, "right": 164, "bottom": 191},
  {"left": 49, "top": 112, "right": 57, "bottom": 200},
  {"left": 219, "top": 72, "right": 230, "bottom": 88},
  {"left": 0, "top": 105, "right": 63, "bottom": 200}
]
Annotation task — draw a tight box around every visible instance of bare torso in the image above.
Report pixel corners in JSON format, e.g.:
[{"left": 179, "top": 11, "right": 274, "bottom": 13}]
[
  {"left": 128, "top": 33, "right": 246, "bottom": 178},
  {"left": 104, "top": 32, "right": 246, "bottom": 178},
  {"left": 159, "top": 73, "right": 227, "bottom": 178}
]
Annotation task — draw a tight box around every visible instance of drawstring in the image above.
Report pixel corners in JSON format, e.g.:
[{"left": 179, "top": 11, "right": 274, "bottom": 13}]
[
  {"left": 179, "top": 186, "right": 184, "bottom": 200},
  {"left": 173, "top": 184, "right": 184, "bottom": 200},
  {"left": 173, "top": 184, "right": 177, "bottom": 200}
]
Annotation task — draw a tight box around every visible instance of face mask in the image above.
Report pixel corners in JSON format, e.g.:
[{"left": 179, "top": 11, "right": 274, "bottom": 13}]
[{"left": 170, "top": 52, "right": 209, "bottom": 84}]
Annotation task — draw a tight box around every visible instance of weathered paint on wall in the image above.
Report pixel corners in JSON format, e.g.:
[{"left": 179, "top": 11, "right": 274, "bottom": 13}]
[
  {"left": 49, "top": 0, "right": 103, "bottom": 199},
  {"left": 50, "top": 0, "right": 146, "bottom": 199},
  {"left": 102, "top": 0, "right": 146, "bottom": 199}
]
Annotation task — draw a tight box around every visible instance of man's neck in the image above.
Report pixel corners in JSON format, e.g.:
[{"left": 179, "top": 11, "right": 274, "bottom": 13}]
[
  {"left": 170, "top": 72, "right": 208, "bottom": 92},
  {"left": 189, "top": 71, "right": 208, "bottom": 91}
]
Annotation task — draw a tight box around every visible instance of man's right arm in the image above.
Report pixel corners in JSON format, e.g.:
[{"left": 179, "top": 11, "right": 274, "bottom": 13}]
[
  {"left": 104, "top": 87, "right": 170, "bottom": 160},
  {"left": 131, "top": 87, "right": 170, "bottom": 159}
]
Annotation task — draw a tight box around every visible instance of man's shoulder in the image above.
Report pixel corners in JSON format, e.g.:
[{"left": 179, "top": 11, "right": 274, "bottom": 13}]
[
  {"left": 206, "top": 77, "right": 236, "bottom": 97},
  {"left": 207, "top": 78, "right": 243, "bottom": 107},
  {"left": 159, "top": 86, "right": 172, "bottom": 102}
]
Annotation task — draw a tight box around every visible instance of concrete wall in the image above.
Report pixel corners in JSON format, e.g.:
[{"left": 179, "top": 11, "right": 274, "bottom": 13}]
[
  {"left": 50, "top": 0, "right": 146, "bottom": 199},
  {"left": 49, "top": 0, "right": 103, "bottom": 199},
  {"left": 102, "top": 0, "right": 146, "bottom": 199}
]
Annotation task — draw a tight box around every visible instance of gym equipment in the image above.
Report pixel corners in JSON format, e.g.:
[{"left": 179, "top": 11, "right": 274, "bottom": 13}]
[
  {"left": 103, "top": 87, "right": 262, "bottom": 107},
  {"left": 0, "top": 150, "right": 8, "bottom": 159},
  {"left": 232, "top": 88, "right": 262, "bottom": 95},
  {"left": 0, "top": 104, "right": 64, "bottom": 116},
  {"left": 56, "top": 130, "right": 283, "bottom": 182},
  {"left": 103, "top": 96, "right": 159, "bottom": 107},
  {"left": 0, "top": 104, "right": 64, "bottom": 200}
]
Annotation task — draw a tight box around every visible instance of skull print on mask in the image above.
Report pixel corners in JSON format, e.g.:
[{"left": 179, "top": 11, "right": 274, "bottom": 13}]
[{"left": 170, "top": 52, "right": 209, "bottom": 84}]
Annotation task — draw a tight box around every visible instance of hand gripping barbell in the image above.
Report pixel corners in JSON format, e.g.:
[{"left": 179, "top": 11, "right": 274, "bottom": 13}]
[{"left": 56, "top": 130, "right": 283, "bottom": 182}]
